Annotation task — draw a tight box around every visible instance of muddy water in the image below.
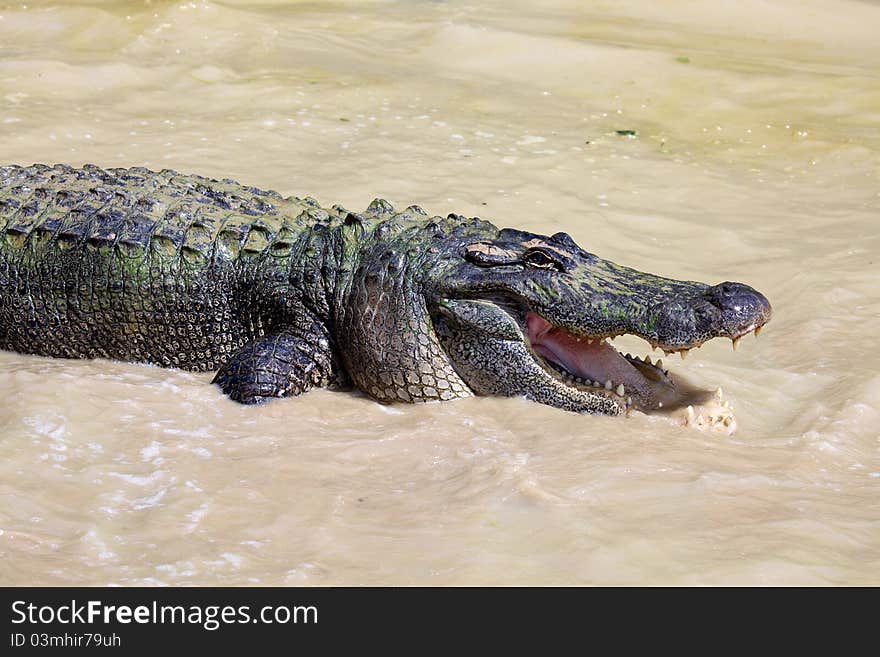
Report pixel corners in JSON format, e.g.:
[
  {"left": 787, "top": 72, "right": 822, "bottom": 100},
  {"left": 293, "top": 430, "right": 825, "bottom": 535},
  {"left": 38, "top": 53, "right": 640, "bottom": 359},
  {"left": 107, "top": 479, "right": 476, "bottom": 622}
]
[{"left": 1, "top": 0, "right": 878, "bottom": 585}]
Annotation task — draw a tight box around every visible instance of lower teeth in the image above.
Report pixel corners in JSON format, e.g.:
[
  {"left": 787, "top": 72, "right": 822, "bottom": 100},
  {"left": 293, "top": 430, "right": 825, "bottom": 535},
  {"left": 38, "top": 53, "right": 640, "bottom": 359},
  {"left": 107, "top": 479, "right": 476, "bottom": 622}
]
[{"left": 549, "top": 362, "right": 629, "bottom": 399}]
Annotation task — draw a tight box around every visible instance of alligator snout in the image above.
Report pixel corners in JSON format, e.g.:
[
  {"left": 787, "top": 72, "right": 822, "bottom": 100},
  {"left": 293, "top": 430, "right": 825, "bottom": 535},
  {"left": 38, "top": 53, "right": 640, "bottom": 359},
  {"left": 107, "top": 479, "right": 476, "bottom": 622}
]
[
  {"left": 646, "top": 280, "right": 772, "bottom": 351},
  {"left": 703, "top": 281, "right": 772, "bottom": 338},
  {"left": 704, "top": 281, "right": 769, "bottom": 313}
]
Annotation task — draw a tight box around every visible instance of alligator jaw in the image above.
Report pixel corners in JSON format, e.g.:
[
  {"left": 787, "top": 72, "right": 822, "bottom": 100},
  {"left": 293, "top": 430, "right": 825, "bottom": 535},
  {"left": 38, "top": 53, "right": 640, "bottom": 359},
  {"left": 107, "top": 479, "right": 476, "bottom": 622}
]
[
  {"left": 433, "top": 287, "right": 770, "bottom": 416},
  {"left": 525, "top": 312, "right": 662, "bottom": 412},
  {"left": 634, "top": 319, "right": 769, "bottom": 359},
  {"left": 524, "top": 311, "right": 767, "bottom": 412}
]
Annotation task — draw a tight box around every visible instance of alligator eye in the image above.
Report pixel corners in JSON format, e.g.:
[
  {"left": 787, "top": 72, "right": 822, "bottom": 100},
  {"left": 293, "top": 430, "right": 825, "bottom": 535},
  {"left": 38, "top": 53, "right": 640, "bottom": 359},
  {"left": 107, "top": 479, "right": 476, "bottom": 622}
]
[{"left": 523, "top": 249, "right": 560, "bottom": 270}]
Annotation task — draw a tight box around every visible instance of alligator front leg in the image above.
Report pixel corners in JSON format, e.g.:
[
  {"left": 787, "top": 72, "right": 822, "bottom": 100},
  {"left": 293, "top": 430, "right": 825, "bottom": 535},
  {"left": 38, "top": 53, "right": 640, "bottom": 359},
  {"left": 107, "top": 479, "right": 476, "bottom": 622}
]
[{"left": 212, "top": 331, "right": 335, "bottom": 404}]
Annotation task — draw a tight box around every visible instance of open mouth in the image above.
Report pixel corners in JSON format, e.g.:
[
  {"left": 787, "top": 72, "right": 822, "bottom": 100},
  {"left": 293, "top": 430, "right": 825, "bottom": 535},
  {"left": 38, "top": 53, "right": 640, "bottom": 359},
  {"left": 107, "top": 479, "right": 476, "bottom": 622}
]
[
  {"left": 433, "top": 292, "right": 769, "bottom": 416},
  {"left": 524, "top": 312, "right": 762, "bottom": 412}
]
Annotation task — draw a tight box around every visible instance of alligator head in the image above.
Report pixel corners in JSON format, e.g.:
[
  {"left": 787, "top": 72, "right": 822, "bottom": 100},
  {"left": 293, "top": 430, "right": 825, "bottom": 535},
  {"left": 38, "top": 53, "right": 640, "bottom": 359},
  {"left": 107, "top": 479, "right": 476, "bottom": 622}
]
[
  {"left": 336, "top": 216, "right": 770, "bottom": 415},
  {"left": 427, "top": 226, "right": 771, "bottom": 415}
]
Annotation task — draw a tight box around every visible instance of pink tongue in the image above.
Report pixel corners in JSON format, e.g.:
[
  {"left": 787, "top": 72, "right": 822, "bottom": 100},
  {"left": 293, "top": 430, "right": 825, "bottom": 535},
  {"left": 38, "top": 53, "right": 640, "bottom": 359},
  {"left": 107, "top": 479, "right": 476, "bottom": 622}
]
[{"left": 526, "top": 313, "right": 644, "bottom": 390}]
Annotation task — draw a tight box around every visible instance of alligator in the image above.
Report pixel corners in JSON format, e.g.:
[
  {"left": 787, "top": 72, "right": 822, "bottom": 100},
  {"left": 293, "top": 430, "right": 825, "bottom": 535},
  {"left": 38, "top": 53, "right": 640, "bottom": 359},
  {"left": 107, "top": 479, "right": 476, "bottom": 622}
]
[{"left": 0, "top": 164, "right": 771, "bottom": 415}]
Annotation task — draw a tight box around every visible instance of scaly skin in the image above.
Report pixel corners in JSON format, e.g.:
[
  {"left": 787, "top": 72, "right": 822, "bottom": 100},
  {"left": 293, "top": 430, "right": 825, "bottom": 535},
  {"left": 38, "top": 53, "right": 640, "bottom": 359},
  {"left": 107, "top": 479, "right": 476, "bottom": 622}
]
[{"left": 0, "top": 164, "right": 771, "bottom": 413}]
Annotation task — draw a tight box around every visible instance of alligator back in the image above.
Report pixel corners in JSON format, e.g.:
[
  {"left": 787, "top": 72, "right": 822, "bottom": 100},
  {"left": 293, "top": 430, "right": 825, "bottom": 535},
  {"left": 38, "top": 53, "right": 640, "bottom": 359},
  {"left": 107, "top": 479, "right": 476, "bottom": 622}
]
[{"left": 0, "top": 164, "right": 323, "bottom": 370}]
